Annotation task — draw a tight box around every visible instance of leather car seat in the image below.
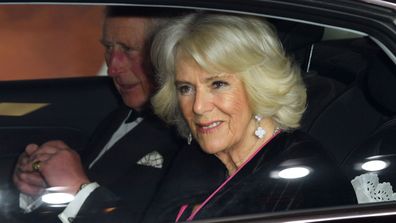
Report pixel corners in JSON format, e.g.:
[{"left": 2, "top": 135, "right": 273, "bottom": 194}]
[
  {"left": 341, "top": 55, "right": 396, "bottom": 184},
  {"left": 303, "top": 39, "right": 388, "bottom": 164}
]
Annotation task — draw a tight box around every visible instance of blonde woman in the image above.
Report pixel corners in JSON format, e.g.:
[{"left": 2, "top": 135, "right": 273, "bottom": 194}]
[{"left": 149, "top": 12, "right": 355, "bottom": 222}]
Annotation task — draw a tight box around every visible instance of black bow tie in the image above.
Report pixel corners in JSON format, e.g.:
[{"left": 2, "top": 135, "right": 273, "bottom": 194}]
[{"left": 125, "top": 110, "right": 144, "bottom": 123}]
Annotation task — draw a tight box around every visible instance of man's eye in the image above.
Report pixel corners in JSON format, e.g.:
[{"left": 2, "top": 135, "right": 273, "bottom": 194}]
[
  {"left": 122, "top": 45, "right": 132, "bottom": 52},
  {"left": 177, "top": 85, "right": 193, "bottom": 95},
  {"left": 101, "top": 41, "right": 112, "bottom": 51},
  {"left": 120, "top": 43, "right": 137, "bottom": 53},
  {"left": 103, "top": 44, "right": 112, "bottom": 52},
  {"left": 212, "top": 81, "right": 228, "bottom": 89}
]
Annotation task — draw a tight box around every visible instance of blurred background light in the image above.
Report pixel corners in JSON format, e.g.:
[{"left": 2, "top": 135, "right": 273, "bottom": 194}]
[
  {"left": 361, "top": 160, "right": 388, "bottom": 171},
  {"left": 42, "top": 192, "right": 74, "bottom": 204},
  {"left": 278, "top": 167, "right": 310, "bottom": 179}
]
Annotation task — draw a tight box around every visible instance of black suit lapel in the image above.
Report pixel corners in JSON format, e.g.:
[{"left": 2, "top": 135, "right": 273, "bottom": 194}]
[
  {"left": 82, "top": 107, "right": 130, "bottom": 168},
  {"left": 87, "top": 116, "right": 160, "bottom": 185}
]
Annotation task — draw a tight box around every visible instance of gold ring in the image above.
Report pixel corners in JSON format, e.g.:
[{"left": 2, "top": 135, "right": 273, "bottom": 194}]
[{"left": 32, "top": 160, "right": 41, "bottom": 171}]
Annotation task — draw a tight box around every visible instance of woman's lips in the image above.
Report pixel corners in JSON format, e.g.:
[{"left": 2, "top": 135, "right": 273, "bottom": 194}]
[{"left": 196, "top": 121, "right": 222, "bottom": 133}]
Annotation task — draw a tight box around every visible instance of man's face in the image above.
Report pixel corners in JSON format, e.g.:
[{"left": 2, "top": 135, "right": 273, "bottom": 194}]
[{"left": 101, "top": 17, "right": 153, "bottom": 111}]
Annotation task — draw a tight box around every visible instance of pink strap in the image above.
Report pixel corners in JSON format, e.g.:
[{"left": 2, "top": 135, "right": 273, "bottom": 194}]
[
  {"left": 187, "top": 131, "right": 282, "bottom": 221},
  {"left": 175, "top": 204, "right": 189, "bottom": 222}
]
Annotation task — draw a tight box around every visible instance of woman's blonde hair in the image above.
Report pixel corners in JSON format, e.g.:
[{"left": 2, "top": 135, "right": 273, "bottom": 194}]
[{"left": 151, "top": 12, "right": 306, "bottom": 138}]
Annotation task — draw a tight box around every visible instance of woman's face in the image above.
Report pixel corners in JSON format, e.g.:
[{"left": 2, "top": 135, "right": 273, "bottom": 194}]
[{"left": 176, "top": 59, "right": 257, "bottom": 155}]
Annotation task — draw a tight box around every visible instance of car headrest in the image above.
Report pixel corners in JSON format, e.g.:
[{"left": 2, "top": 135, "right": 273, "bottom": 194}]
[
  {"left": 366, "top": 55, "right": 396, "bottom": 114},
  {"left": 272, "top": 20, "right": 324, "bottom": 52}
]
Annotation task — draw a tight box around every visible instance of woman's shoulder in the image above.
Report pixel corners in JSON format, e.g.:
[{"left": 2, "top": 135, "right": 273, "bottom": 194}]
[
  {"left": 275, "top": 130, "right": 324, "bottom": 152},
  {"left": 268, "top": 130, "right": 338, "bottom": 167},
  {"left": 281, "top": 129, "right": 320, "bottom": 145},
  {"left": 262, "top": 130, "right": 356, "bottom": 207}
]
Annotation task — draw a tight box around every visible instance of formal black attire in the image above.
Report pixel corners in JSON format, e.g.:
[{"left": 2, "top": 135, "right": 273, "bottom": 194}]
[
  {"left": 67, "top": 105, "right": 182, "bottom": 222},
  {"left": 71, "top": 130, "right": 356, "bottom": 223},
  {"left": 143, "top": 130, "right": 357, "bottom": 222}
]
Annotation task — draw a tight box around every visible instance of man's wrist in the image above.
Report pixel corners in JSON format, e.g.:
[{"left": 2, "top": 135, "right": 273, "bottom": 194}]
[
  {"left": 63, "top": 180, "right": 91, "bottom": 195},
  {"left": 58, "top": 182, "right": 100, "bottom": 223}
]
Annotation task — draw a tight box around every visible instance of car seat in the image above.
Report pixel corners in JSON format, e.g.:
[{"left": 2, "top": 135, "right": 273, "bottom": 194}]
[
  {"left": 272, "top": 20, "right": 348, "bottom": 132},
  {"left": 304, "top": 38, "right": 388, "bottom": 164},
  {"left": 341, "top": 54, "right": 396, "bottom": 183}
]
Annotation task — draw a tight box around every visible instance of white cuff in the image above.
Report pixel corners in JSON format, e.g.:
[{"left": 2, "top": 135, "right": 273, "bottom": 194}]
[{"left": 58, "top": 182, "right": 100, "bottom": 223}]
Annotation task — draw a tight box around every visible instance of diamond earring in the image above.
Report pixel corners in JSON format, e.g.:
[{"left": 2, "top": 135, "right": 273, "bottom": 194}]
[
  {"left": 187, "top": 133, "right": 192, "bottom": 145},
  {"left": 254, "top": 115, "right": 266, "bottom": 139}
]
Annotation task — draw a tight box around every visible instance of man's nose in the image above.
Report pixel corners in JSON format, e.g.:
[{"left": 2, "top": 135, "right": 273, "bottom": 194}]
[{"left": 107, "top": 50, "right": 126, "bottom": 77}]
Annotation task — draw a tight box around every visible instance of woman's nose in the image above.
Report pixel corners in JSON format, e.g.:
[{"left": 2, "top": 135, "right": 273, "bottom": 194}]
[{"left": 193, "top": 89, "right": 213, "bottom": 115}]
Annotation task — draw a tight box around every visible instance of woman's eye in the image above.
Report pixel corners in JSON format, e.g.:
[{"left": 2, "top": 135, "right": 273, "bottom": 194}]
[
  {"left": 177, "top": 85, "right": 193, "bottom": 95},
  {"left": 212, "top": 81, "right": 228, "bottom": 89}
]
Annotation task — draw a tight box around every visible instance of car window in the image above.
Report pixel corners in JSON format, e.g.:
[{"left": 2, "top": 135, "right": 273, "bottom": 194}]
[
  {"left": 322, "top": 27, "right": 365, "bottom": 41},
  {"left": 1, "top": 2, "right": 396, "bottom": 223},
  {"left": 0, "top": 5, "right": 105, "bottom": 81}
]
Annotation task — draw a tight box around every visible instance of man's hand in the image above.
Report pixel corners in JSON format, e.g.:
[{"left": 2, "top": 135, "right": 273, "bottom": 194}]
[
  {"left": 28, "top": 140, "right": 90, "bottom": 195},
  {"left": 13, "top": 144, "right": 47, "bottom": 196}
]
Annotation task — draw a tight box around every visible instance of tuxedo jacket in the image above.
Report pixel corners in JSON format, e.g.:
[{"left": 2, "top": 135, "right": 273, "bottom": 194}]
[{"left": 74, "top": 105, "right": 182, "bottom": 222}]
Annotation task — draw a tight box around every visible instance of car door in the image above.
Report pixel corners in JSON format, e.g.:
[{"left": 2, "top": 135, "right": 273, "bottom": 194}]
[{"left": 0, "top": 76, "right": 121, "bottom": 203}]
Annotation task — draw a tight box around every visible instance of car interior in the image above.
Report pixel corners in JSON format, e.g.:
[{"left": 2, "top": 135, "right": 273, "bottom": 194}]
[
  {"left": 0, "top": 77, "right": 122, "bottom": 213},
  {"left": 273, "top": 18, "right": 393, "bottom": 167},
  {"left": 283, "top": 20, "right": 396, "bottom": 188},
  {"left": 269, "top": 14, "right": 396, "bottom": 207},
  {"left": 0, "top": 3, "right": 395, "bottom": 222}
]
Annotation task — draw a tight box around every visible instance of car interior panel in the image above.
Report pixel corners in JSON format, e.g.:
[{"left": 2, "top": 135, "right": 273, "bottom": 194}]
[
  {"left": 273, "top": 19, "right": 388, "bottom": 165},
  {"left": 273, "top": 20, "right": 347, "bottom": 133},
  {"left": 309, "top": 44, "right": 394, "bottom": 163},
  {"left": 342, "top": 53, "right": 396, "bottom": 184},
  {"left": 0, "top": 77, "right": 121, "bottom": 137},
  {"left": 0, "top": 76, "right": 121, "bottom": 213},
  {"left": 271, "top": 16, "right": 396, "bottom": 217}
]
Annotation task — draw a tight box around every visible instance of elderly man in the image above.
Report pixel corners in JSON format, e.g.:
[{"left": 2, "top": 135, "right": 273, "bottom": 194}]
[{"left": 12, "top": 6, "right": 182, "bottom": 222}]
